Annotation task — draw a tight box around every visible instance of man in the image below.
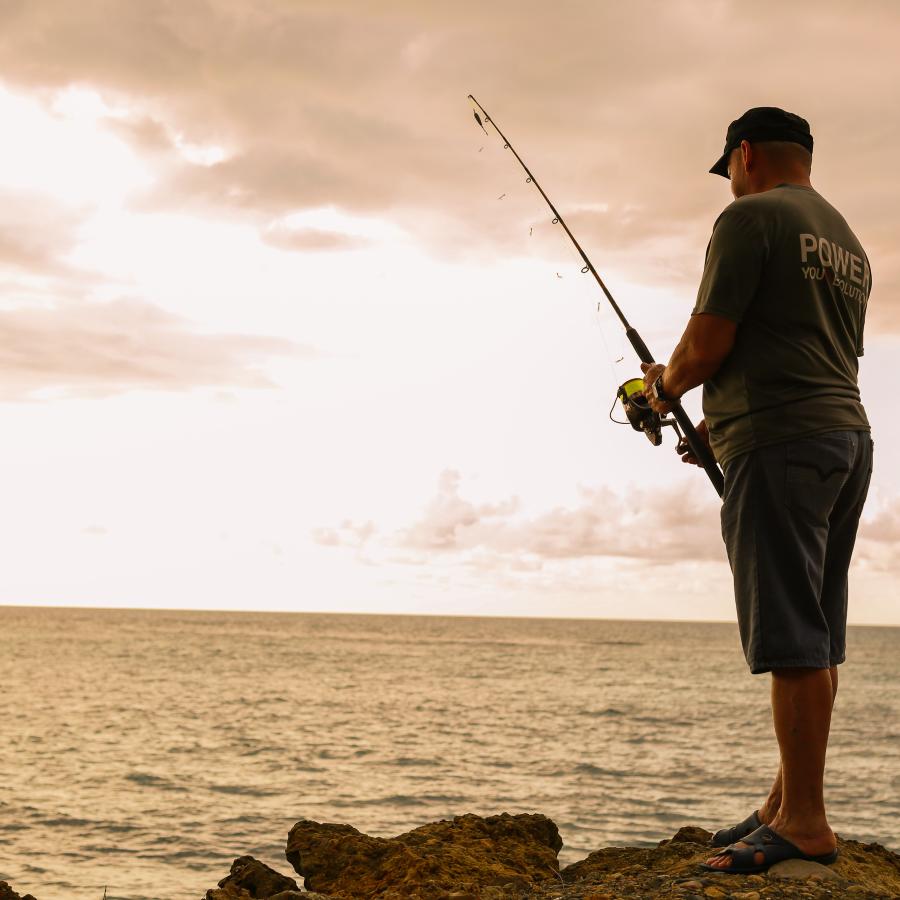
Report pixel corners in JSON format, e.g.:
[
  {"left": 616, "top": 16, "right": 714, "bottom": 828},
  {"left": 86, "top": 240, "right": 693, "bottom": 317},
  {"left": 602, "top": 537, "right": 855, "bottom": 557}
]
[{"left": 641, "top": 107, "right": 873, "bottom": 874}]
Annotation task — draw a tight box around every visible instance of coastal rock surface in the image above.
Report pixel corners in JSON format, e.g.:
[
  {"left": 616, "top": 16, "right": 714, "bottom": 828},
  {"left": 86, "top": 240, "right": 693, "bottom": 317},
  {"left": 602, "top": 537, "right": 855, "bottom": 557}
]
[
  {"left": 0, "top": 884, "right": 36, "bottom": 900},
  {"left": 201, "top": 816, "right": 900, "bottom": 900},
  {"left": 535, "top": 825, "right": 900, "bottom": 900},
  {"left": 285, "top": 812, "right": 562, "bottom": 899},
  {"left": 205, "top": 855, "right": 301, "bottom": 899}
]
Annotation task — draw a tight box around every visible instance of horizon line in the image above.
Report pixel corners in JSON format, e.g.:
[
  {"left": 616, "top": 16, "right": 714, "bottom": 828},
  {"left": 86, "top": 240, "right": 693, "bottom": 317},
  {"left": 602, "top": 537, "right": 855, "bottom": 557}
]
[{"left": 1, "top": 602, "right": 897, "bottom": 630}]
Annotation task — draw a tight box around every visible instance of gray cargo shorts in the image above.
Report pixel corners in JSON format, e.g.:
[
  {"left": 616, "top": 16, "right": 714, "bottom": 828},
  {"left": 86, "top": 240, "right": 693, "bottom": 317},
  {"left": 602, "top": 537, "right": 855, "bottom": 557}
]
[{"left": 720, "top": 429, "right": 874, "bottom": 674}]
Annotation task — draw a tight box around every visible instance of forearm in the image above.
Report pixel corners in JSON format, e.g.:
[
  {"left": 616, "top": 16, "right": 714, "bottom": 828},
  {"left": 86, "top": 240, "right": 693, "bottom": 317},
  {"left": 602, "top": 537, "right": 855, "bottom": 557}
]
[
  {"left": 663, "top": 340, "right": 725, "bottom": 398},
  {"left": 661, "top": 313, "right": 737, "bottom": 399}
]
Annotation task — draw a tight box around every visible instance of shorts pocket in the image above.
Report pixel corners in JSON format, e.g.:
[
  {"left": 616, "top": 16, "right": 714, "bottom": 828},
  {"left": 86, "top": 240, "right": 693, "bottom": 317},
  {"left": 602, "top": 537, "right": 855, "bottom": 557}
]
[{"left": 784, "top": 435, "right": 852, "bottom": 525}]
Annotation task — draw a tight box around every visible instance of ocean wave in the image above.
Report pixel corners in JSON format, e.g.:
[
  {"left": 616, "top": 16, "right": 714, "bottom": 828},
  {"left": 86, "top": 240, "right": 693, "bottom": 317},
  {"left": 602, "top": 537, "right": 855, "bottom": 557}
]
[
  {"left": 208, "top": 784, "right": 281, "bottom": 797},
  {"left": 572, "top": 763, "right": 628, "bottom": 777},
  {"left": 379, "top": 757, "right": 441, "bottom": 767},
  {"left": 39, "top": 817, "right": 94, "bottom": 828},
  {"left": 125, "top": 773, "right": 188, "bottom": 792},
  {"left": 333, "top": 793, "right": 468, "bottom": 807}
]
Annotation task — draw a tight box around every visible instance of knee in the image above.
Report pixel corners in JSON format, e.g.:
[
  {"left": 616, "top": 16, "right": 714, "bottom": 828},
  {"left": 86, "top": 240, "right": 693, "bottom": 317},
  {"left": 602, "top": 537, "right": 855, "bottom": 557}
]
[{"left": 771, "top": 666, "right": 823, "bottom": 679}]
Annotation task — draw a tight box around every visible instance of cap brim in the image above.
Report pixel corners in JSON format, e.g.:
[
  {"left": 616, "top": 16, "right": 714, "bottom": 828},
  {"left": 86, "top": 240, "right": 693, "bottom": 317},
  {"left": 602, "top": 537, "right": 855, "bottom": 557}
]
[{"left": 709, "top": 152, "right": 730, "bottom": 178}]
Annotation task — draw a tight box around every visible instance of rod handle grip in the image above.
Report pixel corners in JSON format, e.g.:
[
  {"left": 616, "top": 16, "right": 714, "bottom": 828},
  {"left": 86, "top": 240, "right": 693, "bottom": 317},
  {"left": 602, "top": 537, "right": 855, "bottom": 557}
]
[
  {"left": 626, "top": 327, "right": 654, "bottom": 365},
  {"left": 670, "top": 407, "right": 725, "bottom": 497},
  {"left": 626, "top": 328, "right": 724, "bottom": 496}
]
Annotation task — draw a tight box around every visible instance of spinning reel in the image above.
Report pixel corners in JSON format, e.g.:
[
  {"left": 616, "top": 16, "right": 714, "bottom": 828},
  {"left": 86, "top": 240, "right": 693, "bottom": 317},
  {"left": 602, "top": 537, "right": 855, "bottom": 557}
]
[{"left": 611, "top": 378, "right": 684, "bottom": 447}]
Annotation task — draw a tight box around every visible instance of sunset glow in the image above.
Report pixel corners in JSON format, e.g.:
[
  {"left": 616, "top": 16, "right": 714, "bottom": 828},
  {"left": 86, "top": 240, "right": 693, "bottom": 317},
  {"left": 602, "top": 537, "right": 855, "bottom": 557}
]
[{"left": 1, "top": 1, "right": 897, "bottom": 623}]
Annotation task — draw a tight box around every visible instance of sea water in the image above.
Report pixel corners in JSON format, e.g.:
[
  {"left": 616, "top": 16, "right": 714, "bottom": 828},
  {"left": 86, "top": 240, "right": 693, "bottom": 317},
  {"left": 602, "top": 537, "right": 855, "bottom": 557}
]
[{"left": 1, "top": 607, "right": 897, "bottom": 900}]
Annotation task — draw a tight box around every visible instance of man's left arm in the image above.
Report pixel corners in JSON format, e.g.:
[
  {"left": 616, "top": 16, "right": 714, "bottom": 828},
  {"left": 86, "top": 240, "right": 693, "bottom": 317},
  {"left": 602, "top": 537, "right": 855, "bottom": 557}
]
[{"left": 641, "top": 312, "right": 737, "bottom": 413}]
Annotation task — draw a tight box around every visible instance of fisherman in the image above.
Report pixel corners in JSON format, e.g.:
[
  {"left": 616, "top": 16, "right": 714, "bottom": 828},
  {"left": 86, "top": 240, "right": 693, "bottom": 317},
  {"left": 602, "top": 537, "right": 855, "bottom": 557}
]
[{"left": 641, "top": 107, "right": 873, "bottom": 874}]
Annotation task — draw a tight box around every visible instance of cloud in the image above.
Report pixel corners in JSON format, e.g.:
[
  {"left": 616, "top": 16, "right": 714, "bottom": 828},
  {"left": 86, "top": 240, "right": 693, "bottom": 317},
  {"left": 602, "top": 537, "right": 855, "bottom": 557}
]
[
  {"left": 317, "top": 466, "right": 900, "bottom": 585},
  {"left": 0, "top": 186, "right": 311, "bottom": 399},
  {"left": 402, "top": 469, "right": 520, "bottom": 550},
  {"left": 0, "top": 0, "right": 896, "bottom": 328},
  {"left": 261, "top": 223, "right": 370, "bottom": 253},
  {"left": 312, "top": 519, "right": 376, "bottom": 549},
  {"left": 856, "top": 498, "right": 900, "bottom": 571},
  {"left": 104, "top": 114, "right": 174, "bottom": 157},
  {"left": 0, "top": 189, "right": 90, "bottom": 281},
  {"left": 0, "top": 298, "right": 309, "bottom": 399},
  {"left": 314, "top": 468, "right": 724, "bottom": 571},
  {"left": 397, "top": 468, "right": 723, "bottom": 566}
]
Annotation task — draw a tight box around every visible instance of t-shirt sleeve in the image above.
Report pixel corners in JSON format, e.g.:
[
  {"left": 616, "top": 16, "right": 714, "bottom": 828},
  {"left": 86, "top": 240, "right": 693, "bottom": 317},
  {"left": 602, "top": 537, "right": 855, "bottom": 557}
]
[{"left": 692, "top": 204, "right": 768, "bottom": 323}]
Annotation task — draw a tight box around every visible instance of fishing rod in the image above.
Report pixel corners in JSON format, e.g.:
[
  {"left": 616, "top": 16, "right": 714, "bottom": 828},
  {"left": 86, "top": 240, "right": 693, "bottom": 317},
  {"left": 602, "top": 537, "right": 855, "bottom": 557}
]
[{"left": 468, "top": 94, "right": 724, "bottom": 498}]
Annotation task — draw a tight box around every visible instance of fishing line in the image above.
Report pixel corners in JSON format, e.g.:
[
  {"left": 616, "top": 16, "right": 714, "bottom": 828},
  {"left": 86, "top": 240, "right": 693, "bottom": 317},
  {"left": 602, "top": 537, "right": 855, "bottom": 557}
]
[
  {"left": 476, "top": 135, "right": 624, "bottom": 391},
  {"left": 467, "top": 94, "right": 725, "bottom": 497}
]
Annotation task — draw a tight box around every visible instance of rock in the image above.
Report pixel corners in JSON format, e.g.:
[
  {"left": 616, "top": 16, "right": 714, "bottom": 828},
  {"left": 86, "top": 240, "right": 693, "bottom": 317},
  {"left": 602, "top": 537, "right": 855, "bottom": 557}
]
[
  {"left": 0, "top": 884, "right": 37, "bottom": 900},
  {"left": 270, "top": 894, "right": 330, "bottom": 900},
  {"left": 769, "top": 858, "right": 843, "bottom": 881},
  {"left": 207, "top": 855, "right": 299, "bottom": 899},
  {"left": 203, "top": 817, "right": 900, "bottom": 899},
  {"left": 285, "top": 812, "right": 562, "bottom": 899},
  {"left": 542, "top": 826, "right": 900, "bottom": 899},
  {"left": 206, "top": 891, "right": 252, "bottom": 900},
  {"left": 664, "top": 826, "right": 714, "bottom": 845}
]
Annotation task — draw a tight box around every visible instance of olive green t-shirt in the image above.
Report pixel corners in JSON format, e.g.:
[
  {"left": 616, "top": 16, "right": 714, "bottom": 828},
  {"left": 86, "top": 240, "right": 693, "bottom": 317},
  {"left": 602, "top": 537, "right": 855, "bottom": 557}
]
[{"left": 692, "top": 184, "right": 870, "bottom": 468}]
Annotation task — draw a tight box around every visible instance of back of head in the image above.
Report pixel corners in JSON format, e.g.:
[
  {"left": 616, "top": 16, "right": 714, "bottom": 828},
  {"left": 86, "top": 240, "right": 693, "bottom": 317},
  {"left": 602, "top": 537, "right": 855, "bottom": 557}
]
[{"left": 753, "top": 140, "right": 813, "bottom": 178}]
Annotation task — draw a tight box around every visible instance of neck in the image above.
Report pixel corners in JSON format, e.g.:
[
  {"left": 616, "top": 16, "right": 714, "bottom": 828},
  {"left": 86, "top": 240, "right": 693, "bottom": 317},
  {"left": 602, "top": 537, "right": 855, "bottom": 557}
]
[{"left": 749, "top": 170, "right": 813, "bottom": 194}]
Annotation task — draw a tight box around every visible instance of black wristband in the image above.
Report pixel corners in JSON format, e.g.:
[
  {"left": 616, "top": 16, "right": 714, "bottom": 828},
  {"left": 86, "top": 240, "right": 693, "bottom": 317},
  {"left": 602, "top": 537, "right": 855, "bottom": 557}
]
[{"left": 652, "top": 373, "right": 673, "bottom": 403}]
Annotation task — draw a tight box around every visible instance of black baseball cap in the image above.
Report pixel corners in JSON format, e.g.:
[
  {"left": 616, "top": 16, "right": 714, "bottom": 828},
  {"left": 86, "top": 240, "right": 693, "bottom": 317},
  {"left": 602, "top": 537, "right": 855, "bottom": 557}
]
[{"left": 710, "top": 107, "right": 814, "bottom": 178}]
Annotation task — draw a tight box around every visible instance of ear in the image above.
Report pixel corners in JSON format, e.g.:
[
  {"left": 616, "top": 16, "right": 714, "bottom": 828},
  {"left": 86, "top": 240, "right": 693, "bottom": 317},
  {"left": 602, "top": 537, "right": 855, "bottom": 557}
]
[{"left": 740, "top": 139, "right": 753, "bottom": 172}]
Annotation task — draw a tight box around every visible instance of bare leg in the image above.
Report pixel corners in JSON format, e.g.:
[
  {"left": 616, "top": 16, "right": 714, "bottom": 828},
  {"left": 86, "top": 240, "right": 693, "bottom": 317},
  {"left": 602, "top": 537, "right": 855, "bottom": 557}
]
[
  {"left": 758, "top": 666, "right": 838, "bottom": 823},
  {"left": 706, "top": 666, "right": 838, "bottom": 868}
]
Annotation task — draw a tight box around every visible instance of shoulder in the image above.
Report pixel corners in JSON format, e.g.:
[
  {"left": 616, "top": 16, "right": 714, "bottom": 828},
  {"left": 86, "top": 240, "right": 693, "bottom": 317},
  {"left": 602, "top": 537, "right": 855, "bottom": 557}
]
[
  {"left": 708, "top": 190, "right": 800, "bottom": 247},
  {"left": 709, "top": 196, "right": 771, "bottom": 245},
  {"left": 715, "top": 191, "right": 783, "bottom": 224}
]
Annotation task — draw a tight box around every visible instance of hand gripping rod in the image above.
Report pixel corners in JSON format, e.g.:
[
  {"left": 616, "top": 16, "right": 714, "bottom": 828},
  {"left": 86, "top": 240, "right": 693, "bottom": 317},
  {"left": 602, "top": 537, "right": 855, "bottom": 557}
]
[{"left": 468, "top": 94, "right": 724, "bottom": 498}]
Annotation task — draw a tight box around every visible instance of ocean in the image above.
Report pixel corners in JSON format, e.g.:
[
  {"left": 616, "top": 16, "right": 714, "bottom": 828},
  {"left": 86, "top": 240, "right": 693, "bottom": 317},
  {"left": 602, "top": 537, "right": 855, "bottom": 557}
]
[{"left": 1, "top": 607, "right": 897, "bottom": 900}]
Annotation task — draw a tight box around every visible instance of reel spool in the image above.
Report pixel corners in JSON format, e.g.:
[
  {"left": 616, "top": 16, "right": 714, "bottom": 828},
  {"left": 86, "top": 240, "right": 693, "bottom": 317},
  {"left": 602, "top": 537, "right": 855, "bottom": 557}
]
[{"left": 611, "top": 378, "right": 683, "bottom": 447}]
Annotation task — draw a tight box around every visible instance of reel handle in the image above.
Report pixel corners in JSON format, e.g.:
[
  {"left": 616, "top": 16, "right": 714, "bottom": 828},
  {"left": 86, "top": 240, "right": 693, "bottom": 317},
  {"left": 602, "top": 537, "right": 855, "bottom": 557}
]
[{"left": 625, "top": 328, "right": 725, "bottom": 498}]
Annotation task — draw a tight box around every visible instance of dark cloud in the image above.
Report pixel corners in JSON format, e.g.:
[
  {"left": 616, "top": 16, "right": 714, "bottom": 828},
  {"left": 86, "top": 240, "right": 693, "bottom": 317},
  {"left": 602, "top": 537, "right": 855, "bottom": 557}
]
[{"left": 0, "top": 298, "right": 309, "bottom": 400}]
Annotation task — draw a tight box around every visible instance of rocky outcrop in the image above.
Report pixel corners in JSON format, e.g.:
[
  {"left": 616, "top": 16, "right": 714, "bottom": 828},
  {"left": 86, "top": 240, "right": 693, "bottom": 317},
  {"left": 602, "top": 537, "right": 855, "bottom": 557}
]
[
  {"left": 202, "top": 816, "right": 900, "bottom": 900},
  {"left": 205, "top": 855, "right": 300, "bottom": 900},
  {"left": 0, "top": 883, "right": 36, "bottom": 900},
  {"left": 532, "top": 825, "right": 900, "bottom": 899},
  {"left": 285, "top": 812, "right": 562, "bottom": 899}
]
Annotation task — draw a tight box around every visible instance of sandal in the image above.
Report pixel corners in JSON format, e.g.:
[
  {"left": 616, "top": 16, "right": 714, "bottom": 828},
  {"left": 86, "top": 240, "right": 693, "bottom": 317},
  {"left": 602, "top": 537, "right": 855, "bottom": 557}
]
[
  {"left": 710, "top": 809, "right": 762, "bottom": 847},
  {"left": 700, "top": 823, "right": 839, "bottom": 875}
]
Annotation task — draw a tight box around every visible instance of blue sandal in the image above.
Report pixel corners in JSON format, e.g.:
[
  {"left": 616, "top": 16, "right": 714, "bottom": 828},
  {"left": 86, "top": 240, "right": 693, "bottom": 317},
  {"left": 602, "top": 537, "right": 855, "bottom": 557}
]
[
  {"left": 710, "top": 810, "right": 762, "bottom": 847},
  {"left": 701, "top": 823, "right": 839, "bottom": 874}
]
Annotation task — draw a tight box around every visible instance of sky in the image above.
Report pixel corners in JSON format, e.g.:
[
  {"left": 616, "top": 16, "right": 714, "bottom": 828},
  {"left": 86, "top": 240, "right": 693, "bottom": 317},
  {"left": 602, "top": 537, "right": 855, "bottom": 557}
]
[{"left": 0, "top": 0, "right": 898, "bottom": 624}]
